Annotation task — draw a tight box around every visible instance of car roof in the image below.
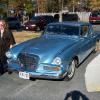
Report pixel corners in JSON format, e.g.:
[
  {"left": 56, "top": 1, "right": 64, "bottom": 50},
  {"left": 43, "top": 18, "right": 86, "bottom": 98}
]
[{"left": 48, "top": 21, "right": 90, "bottom": 27}]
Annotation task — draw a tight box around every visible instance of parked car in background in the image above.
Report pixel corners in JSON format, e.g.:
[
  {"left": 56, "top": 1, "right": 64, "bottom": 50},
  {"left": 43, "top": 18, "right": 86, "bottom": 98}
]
[
  {"left": 89, "top": 10, "right": 100, "bottom": 24},
  {"left": 53, "top": 13, "right": 79, "bottom": 22},
  {"left": 6, "top": 22, "right": 100, "bottom": 81},
  {"left": 22, "top": 15, "right": 55, "bottom": 31},
  {"left": 62, "top": 13, "right": 79, "bottom": 21},
  {"left": 6, "top": 17, "right": 21, "bottom": 31}
]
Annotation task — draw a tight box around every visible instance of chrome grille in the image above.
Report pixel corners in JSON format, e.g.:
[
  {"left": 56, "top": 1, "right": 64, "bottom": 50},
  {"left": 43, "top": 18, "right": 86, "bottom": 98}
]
[{"left": 18, "top": 53, "right": 39, "bottom": 70}]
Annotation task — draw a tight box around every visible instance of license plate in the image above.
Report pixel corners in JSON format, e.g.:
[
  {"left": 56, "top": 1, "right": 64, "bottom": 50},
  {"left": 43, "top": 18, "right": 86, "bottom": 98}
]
[
  {"left": 19, "top": 71, "right": 30, "bottom": 79},
  {"left": 26, "top": 27, "right": 28, "bottom": 29}
]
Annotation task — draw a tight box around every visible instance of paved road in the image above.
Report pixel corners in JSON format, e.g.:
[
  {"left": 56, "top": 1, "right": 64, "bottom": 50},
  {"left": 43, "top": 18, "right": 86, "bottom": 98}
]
[
  {"left": 0, "top": 25, "right": 100, "bottom": 100},
  {"left": 93, "top": 25, "right": 100, "bottom": 32}
]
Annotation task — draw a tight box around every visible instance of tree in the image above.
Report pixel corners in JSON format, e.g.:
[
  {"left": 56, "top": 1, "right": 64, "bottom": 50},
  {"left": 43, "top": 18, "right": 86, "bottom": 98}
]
[
  {"left": 24, "top": 3, "right": 33, "bottom": 15},
  {"left": 87, "top": 0, "right": 100, "bottom": 11},
  {"left": 47, "top": 0, "right": 59, "bottom": 13},
  {"left": 63, "top": 0, "right": 79, "bottom": 12},
  {"left": 0, "top": 0, "right": 8, "bottom": 18}
]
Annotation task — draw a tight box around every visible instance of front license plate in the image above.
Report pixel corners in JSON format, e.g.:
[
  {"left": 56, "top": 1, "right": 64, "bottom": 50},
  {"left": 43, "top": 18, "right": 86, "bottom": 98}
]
[{"left": 19, "top": 72, "right": 30, "bottom": 79}]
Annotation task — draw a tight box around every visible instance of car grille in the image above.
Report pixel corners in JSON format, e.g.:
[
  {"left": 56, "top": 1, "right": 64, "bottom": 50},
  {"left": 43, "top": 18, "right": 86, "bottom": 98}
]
[{"left": 18, "top": 53, "right": 39, "bottom": 71}]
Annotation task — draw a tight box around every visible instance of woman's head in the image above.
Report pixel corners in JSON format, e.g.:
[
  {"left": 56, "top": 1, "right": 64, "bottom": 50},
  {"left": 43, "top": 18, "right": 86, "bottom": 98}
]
[{"left": 0, "top": 20, "right": 8, "bottom": 31}]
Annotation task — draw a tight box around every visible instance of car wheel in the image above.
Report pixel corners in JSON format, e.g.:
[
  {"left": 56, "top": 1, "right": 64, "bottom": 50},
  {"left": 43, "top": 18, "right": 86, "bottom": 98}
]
[
  {"left": 8, "top": 70, "right": 13, "bottom": 74},
  {"left": 16, "top": 24, "right": 21, "bottom": 31},
  {"left": 0, "top": 69, "right": 4, "bottom": 75},
  {"left": 64, "top": 60, "right": 76, "bottom": 81},
  {"left": 0, "top": 63, "right": 4, "bottom": 75}
]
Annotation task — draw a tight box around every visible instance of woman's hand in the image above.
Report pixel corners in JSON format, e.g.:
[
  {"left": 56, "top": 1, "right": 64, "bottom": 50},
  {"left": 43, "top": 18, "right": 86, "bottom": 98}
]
[{"left": 10, "top": 45, "right": 13, "bottom": 48}]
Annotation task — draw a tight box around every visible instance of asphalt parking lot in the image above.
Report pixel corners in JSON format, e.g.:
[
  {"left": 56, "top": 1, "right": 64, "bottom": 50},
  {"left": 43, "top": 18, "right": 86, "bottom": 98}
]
[{"left": 0, "top": 25, "right": 100, "bottom": 100}]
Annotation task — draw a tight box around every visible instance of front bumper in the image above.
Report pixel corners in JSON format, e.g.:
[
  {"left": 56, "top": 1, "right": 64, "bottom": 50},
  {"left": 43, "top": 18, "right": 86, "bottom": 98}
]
[
  {"left": 8, "top": 68, "right": 65, "bottom": 80},
  {"left": 7, "top": 58, "right": 68, "bottom": 80},
  {"left": 8, "top": 63, "right": 66, "bottom": 80},
  {"left": 22, "top": 26, "right": 37, "bottom": 31}
]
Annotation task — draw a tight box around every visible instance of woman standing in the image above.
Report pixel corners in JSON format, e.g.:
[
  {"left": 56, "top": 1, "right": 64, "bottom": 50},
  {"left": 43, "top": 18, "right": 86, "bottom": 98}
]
[{"left": 0, "top": 19, "right": 16, "bottom": 74}]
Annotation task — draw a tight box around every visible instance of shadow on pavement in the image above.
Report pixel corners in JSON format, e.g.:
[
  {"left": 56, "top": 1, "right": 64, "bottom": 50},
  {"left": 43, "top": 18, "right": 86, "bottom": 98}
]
[{"left": 64, "top": 90, "right": 89, "bottom": 100}]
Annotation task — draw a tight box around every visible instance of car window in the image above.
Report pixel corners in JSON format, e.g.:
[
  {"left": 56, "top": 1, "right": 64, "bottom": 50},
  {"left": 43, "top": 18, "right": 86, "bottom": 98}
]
[
  {"left": 81, "top": 25, "right": 89, "bottom": 37},
  {"left": 62, "top": 14, "right": 79, "bottom": 21},
  {"left": 89, "top": 25, "right": 94, "bottom": 35},
  {"left": 31, "top": 16, "right": 40, "bottom": 21},
  {"left": 90, "top": 13, "right": 98, "bottom": 17},
  {"left": 90, "top": 11, "right": 100, "bottom": 17},
  {"left": 44, "top": 24, "right": 80, "bottom": 36},
  {"left": 44, "top": 25, "right": 61, "bottom": 34},
  {"left": 61, "top": 25, "right": 79, "bottom": 35},
  {"left": 42, "top": 16, "right": 54, "bottom": 24},
  {"left": 7, "top": 17, "right": 18, "bottom": 21}
]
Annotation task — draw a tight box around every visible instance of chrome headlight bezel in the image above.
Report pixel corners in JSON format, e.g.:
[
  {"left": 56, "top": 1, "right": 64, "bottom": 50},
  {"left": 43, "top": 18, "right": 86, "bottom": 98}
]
[
  {"left": 6, "top": 51, "right": 12, "bottom": 58},
  {"left": 52, "top": 57, "right": 62, "bottom": 65}
]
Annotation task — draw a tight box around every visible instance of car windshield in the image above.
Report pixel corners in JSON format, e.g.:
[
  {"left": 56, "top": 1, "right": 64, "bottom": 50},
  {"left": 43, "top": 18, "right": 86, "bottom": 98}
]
[
  {"left": 7, "top": 17, "right": 18, "bottom": 21},
  {"left": 31, "top": 16, "right": 40, "bottom": 21},
  {"left": 44, "top": 24, "right": 79, "bottom": 36},
  {"left": 91, "top": 12, "right": 100, "bottom": 17}
]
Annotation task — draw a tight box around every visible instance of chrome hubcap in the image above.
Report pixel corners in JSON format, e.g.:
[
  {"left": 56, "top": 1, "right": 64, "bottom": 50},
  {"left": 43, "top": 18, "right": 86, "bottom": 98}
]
[{"left": 68, "top": 60, "right": 75, "bottom": 78}]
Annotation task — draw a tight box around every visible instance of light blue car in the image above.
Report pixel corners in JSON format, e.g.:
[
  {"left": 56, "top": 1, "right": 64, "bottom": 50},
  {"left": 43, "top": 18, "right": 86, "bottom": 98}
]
[{"left": 6, "top": 22, "right": 100, "bottom": 80}]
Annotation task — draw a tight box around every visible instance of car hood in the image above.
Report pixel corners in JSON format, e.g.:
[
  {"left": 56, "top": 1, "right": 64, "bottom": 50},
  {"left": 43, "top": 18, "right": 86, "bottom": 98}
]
[
  {"left": 11, "top": 35, "right": 79, "bottom": 63},
  {"left": 24, "top": 20, "right": 37, "bottom": 25}
]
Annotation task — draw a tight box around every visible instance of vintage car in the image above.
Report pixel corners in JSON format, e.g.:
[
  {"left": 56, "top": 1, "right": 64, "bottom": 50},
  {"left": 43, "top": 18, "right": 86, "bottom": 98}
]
[
  {"left": 6, "top": 17, "right": 21, "bottom": 31},
  {"left": 6, "top": 22, "right": 100, "bottom": 80},
  {"left": 89, "top": 10, "right": 100, "bottom": 24}
]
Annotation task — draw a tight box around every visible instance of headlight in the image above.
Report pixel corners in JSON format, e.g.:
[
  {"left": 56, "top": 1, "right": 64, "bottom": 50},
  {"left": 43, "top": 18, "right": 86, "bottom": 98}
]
[
  {"left": 6, "top": 51, "right": 12, "bottom": 58},
  {"left": 31, "top": 24, "right": 36, "bottom": 27},
  {"left": 52, "top": 57, "right": 62, "bottom": 65}
]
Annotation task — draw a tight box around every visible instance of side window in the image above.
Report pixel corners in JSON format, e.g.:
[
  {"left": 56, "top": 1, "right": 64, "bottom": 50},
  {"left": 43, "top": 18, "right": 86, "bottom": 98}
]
[
  {"left": 81, "top": 25, "right": 89, "bottom": 37},
  {"left": 46, "top": 25, "right": 61, "bottom": 33},
  {"left": 88, "top": 25, "right": 94, "bottom": 35}
]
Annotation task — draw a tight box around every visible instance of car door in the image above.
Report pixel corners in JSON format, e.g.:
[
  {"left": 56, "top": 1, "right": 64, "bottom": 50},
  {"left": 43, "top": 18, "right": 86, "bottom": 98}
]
[{"left": 79, "top": 25, "right": 93, "bottom": 61}]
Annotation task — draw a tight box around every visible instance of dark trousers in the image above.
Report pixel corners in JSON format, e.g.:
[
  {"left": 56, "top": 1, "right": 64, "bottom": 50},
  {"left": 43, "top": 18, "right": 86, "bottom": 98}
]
[{"left": 0, "top": 56, "right": 7, "bottom": 74}]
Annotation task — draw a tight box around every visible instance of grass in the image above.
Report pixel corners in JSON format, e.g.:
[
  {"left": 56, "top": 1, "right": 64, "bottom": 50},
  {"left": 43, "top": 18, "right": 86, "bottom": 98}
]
[{"left": 12, "top": 31, "right": 41, "bottom": 44}]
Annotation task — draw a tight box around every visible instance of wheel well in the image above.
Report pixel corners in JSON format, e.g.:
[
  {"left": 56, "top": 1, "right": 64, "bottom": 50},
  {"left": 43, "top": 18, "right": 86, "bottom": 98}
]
[
  {"left": 73, "top": 56, "right": 79, "bottom": 67},
  {"left": 96, "top": 39, "right": 100, "bottom": 42}
]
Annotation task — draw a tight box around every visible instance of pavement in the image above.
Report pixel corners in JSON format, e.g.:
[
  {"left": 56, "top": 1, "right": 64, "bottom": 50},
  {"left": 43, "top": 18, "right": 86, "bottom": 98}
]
[
  {"left": 85, "top": 25, "right": 100, "bottom": 92},
  {"left": 85, "top": 52, "right": 100, "bottom": 92}
]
